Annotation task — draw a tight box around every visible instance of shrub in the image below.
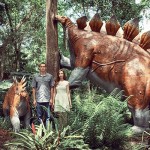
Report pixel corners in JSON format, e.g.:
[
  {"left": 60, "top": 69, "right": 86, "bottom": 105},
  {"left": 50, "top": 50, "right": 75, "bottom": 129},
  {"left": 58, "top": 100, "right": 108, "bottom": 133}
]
[
  {"left": 4, "top": 122, "right": 88, "bottom": 150},
  {"left": 69, "top": 88, "right": 133, "bottom": 149}
]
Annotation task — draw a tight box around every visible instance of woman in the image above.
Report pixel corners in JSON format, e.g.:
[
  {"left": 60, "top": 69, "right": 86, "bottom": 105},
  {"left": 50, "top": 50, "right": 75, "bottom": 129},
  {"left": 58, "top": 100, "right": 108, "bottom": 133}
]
[{"left": 53, "top": 69, "right": 72, "bottom": 130}]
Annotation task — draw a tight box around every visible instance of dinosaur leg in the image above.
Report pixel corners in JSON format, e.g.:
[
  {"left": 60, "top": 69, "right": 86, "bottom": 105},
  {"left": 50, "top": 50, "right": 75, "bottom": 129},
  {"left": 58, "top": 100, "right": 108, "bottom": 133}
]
[
  {"left": 60, "top": 53, "right": 72, "bottom": 69},
  {"left": 3, "top": 108, "right": 9, "bottom": 121},
  {"left": 10, "top": 108, "right": 20, "bottom": 132},
  {"left": 24, "top": 111, "right": 31, "bottom": 129},
  {"left": 69, "top": 67, "right": 90, "bottom": 88},
  {"left": 11, "top": 116, "right": 20, "bottom": 132},
  {"left": 124, "top": 78, "right": 150, "bottom": 133},
  {"left": 2, "top": 99, "right": 10, "bottom": 122},
  {"left": 128, "top": 104, "right": 149, "bottom": 133}
]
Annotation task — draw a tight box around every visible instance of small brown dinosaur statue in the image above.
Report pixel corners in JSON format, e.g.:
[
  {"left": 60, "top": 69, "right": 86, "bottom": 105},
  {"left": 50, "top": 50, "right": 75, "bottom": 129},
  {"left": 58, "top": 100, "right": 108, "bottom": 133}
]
[
  {"left": 55, "top": 14, "right": 150, "bottom": 133},
  {"left": 3, "top": 76, "right": 31, "bottom": 132}
]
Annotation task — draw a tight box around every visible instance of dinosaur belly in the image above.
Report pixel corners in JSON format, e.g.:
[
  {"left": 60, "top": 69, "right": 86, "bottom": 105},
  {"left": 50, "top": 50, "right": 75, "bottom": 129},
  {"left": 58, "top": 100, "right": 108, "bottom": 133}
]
[
  {"left": 87, "top": 70, "right": 121, "bottom": 93},
  {"left": 17, "top": 100, "right": 28, "bottom": 117},
  {"left": 69, "top": 67, "right": 90, "bottom": 88}
]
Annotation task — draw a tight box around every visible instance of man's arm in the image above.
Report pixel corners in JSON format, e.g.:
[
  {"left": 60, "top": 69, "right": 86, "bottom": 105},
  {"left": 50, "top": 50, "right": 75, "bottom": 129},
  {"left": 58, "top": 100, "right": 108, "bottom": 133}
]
[
  {"left": 31, "top": 75, "right": 37, "bottom": 107},
  {"left": 32, "top": 87, "right": 36, "bottom": 107},
  {"left": 50, "top": 87, "right": 54, "bottom": 106}
]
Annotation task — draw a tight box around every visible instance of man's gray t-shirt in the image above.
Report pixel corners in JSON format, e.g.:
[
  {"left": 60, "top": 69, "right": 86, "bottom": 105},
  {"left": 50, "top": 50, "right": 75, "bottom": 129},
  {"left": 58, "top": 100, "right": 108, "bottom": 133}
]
[{"left": 32, "top": 73, "right": 54, "bottom": 103}]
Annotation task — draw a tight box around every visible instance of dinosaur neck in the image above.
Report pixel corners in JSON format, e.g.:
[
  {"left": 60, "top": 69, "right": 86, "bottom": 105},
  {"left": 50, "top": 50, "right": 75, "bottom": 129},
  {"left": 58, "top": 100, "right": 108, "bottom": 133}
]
[
  {"left": 10, "top": 84, "right": 16, "bottom": 94},
  {"left": 64, "top": 18, "right": 80, "bottom": 46},
  {"left": 65, "top": 18, "right": 75, "bottom": 29}
]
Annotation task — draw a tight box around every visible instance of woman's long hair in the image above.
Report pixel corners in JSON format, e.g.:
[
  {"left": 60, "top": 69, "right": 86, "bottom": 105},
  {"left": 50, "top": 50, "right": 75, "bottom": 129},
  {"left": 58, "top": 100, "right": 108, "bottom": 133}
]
[{"left": 55, "top": 69, "right": 67, "bottom": 86}]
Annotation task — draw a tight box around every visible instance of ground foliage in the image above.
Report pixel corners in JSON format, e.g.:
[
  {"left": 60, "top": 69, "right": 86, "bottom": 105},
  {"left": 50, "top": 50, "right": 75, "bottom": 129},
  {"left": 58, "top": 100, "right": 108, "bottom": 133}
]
[
  {"left": 0, "top": 88, "right": 148, "bottom": 149},
  {"left": 69, "top": 88, "right": 134, "bottom": 149}
]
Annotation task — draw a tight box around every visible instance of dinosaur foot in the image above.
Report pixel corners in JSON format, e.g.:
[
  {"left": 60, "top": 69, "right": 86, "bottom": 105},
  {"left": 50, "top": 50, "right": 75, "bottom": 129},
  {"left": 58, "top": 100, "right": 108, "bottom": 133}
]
[{"left": 131, "top": 126, "right": 145, "bottom": 134}]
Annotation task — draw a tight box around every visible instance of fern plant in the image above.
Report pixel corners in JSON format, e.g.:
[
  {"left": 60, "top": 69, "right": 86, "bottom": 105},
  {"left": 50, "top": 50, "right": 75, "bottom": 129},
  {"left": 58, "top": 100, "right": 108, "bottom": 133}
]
[
  {"left": 4, "top": 122, "right": 57, "bottom": 150},
  {"left": 69, "top": 88, "right": 133, "bottom": 149},
  {"left": 82, "top": 92, "right": 133, "bottom": 149},
  {"left": 4, "top": 121, "right": 88, "bottom": 150},
  {"left": 69, "top": 89, "right": 104, "bottom": 132},
  {"left": 0, "top": 117, "right": 12, "bottom": 130},
  {"left": 3, "top": 88, "right": 139, "bottom": 150}
]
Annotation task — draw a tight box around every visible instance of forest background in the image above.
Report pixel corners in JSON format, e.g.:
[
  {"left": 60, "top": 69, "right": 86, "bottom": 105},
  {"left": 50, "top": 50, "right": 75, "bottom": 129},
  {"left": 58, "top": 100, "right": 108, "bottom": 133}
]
[{"left": 0, "top": 0, "right": 150, "bottom": 79}]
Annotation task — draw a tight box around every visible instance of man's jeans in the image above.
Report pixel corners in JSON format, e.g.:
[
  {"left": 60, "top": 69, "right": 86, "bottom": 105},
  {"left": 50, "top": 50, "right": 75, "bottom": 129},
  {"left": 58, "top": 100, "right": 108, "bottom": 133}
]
[{"left": 36, "top": 102, "right": 50, "bottom": 128}]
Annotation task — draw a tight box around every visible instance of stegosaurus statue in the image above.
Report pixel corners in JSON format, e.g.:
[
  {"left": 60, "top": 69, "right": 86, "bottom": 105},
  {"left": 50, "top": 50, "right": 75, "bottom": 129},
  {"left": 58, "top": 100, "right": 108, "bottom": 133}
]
[{"left": 55, "top": 13, "right": 150, "bottom": 133}]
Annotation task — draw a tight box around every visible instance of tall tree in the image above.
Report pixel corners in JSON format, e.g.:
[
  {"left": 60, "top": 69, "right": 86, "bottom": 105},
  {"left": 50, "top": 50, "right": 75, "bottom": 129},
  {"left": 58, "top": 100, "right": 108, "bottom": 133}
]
[
  {"left": 46, "top": 0, "right": 59, "bottom": 78},
  {"left": 63, "top": 0, "right": 148, "bottom": 25},
  {"left": 0, "top": 0, "right": 47, "bottom": 79},
  {"left": 0, "top": 1, "right": 35, "bottom": 79}
]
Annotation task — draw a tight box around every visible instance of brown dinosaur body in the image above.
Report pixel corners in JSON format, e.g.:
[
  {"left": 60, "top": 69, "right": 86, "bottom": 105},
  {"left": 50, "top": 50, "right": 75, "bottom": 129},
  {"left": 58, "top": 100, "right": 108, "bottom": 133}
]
[
  {"left": 55, "top": 15, "right": 150, "bottom": 133},
  {"left": 3, "top": 76, "right": 31, "bottom": 132}
]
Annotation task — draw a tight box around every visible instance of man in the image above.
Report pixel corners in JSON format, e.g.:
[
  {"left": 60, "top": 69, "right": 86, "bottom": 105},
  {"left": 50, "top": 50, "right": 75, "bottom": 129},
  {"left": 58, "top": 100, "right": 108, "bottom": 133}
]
[{"left": 32, "top": 62, "right": 54, "bottom": 127}]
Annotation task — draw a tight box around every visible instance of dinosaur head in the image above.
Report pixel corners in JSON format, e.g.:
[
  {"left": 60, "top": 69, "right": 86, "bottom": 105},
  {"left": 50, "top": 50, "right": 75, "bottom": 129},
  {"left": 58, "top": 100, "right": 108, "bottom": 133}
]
[
  {"left": 55, "top": 15, "right": 68, "bottom": 25},
  {"left": 13, "top": 76, "right": 27, "bottom": 96}
]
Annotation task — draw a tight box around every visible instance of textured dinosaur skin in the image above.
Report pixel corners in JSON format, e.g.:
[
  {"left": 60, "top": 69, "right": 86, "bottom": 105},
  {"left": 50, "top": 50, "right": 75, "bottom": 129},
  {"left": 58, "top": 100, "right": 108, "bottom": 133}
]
[
  {"left": 55, "top": 15, "right": 150, "bottom": 133},
  {"left": 2, "top": 77, "right": 31, "bottom": 132}
]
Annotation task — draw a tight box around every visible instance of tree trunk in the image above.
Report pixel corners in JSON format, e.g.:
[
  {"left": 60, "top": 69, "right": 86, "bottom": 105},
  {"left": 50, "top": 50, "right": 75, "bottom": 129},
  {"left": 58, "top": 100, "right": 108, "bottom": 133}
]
[
  {"left": 0, "top": 5, "right": 34, "bottom": 79},
  {"left": 0, "top": 52, "right": 4, "bottom": 80},
  {"left": 46, "top": 0, "right": 59, "bottom": 78}
]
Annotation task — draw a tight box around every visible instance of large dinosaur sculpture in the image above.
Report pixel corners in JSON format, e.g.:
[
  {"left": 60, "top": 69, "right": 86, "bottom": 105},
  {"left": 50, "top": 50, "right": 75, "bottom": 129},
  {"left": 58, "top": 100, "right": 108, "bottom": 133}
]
[
  {"left": 3, "top": 76, "right": 31, "bottom": 132},
  {"left": 55, "top": 14, "right": 150, "bottom": 133}
]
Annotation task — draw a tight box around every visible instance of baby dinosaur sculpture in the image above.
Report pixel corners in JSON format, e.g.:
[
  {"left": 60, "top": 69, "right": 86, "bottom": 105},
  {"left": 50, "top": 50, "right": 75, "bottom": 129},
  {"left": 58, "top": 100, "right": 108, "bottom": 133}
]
[
  {"left": 3, "top": 76, "right": 31, "bottom": 132},
  {"left": 55, "top": 14, "right": 150, "bottom": 133}
]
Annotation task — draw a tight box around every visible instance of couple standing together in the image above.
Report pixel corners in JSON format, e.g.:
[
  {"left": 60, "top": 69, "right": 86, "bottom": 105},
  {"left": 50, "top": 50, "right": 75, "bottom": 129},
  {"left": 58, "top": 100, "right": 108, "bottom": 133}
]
[{"left": 31, "top": 62, "right": 72, "bottom": 130}]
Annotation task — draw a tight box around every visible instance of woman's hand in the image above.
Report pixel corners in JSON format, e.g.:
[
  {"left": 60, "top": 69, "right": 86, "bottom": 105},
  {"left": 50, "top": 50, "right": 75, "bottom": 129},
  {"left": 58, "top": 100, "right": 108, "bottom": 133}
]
[
  {"left": 70, "top": 104, "right": 72, "bottom": 108},
  {"left": 50, "top": 98, "right": 53, "bottom": 105},
  {"left": 33, "top": 99, "right": 37, "bottom": 107}
]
